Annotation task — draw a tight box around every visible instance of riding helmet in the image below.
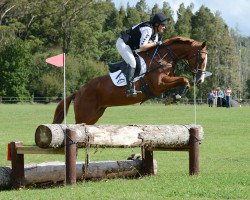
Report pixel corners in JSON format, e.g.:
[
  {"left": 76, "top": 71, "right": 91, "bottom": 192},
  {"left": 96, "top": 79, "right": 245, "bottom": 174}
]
[{"left": 151, "top": 13, "right": 168, "bottom": 26}]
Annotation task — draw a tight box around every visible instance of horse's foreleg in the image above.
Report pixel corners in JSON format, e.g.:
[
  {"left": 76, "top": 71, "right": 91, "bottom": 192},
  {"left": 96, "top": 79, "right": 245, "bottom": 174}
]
[
  {"left": 160, "top": 75, "right": 190, "bottom": 102},
  {"left": 161, "top": 75, "right": 190, "bottom": 91}
]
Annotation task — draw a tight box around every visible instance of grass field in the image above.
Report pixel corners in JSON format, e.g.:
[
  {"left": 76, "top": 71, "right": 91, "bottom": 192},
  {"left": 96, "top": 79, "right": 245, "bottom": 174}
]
[{"left": 0, "top": 103, "right": 249, "bottom": 199}]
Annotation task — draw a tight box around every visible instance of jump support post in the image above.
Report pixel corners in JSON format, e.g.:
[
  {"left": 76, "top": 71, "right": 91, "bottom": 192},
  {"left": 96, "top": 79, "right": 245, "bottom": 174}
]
[
  {"left": 65, "top": 128, "right": 77, "bottom": 185},
  {"left": 9, "top": 128, "right": 77, "bottom": 188},
  {"left": 142, "top": 127, "right": 200, "bottom": 175}
]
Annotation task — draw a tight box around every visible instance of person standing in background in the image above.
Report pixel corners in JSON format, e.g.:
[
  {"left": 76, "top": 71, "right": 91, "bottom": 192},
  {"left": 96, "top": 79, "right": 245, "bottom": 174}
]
[
  {"left": 225, "top": 87, "right": 232, "bottom": 108},
  {"left": 217, "top": 87, "right": 224, "bottom": 107},
  {"left": 212, "top": 89, "right": 218, "bottom": 107},
  {"left": 208, "top": 91, "right": 214, "bottom": 107}
]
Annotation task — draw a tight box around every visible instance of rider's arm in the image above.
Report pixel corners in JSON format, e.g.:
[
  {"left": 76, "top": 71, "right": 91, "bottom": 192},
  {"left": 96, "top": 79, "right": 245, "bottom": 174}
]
[
  {"left": 138, "top": 42, "right": 157, "bottom": 52},
  {"left": 136, "top": 27, "right": 157, "bottom": 52}
]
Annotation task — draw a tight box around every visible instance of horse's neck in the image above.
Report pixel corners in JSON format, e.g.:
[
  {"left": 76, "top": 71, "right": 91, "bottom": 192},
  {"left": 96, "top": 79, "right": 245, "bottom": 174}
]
[
  {"left": 170, "top": 44, "right": 191, "bottom": 61},
  {"left": 140, "top": 43, "right": 192, "bottom": 66}
]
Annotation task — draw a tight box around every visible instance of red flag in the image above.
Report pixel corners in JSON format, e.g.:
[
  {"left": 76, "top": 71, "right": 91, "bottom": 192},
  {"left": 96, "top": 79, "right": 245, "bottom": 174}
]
[{"left": 46, "top": 53, "right": 64, "bottom": 67}]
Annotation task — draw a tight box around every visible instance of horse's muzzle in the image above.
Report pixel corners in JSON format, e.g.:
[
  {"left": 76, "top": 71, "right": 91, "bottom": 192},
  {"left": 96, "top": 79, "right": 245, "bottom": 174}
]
[{"left": 194, "top": 71, "right": 205, "bottom": 84}]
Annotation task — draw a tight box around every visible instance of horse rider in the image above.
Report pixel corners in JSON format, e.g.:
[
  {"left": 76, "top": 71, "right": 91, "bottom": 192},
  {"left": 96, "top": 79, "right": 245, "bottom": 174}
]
[{"left": 116, "top": 13, "right": 168, "bottom": 97}]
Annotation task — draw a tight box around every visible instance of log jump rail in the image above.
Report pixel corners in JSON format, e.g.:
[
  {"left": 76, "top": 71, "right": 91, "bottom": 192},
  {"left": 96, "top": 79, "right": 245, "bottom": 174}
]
[{"left": 3, "top": 124, "right": 203, "bottom": 189}]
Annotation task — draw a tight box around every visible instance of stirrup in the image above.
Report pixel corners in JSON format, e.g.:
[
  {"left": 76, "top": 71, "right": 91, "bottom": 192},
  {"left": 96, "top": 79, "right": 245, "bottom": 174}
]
[
  {"left": 126, "top": 89, "right": 137, "bottom": 97},
  {"left": 126, "top": 84, "right": 142, "bottom": 97}
]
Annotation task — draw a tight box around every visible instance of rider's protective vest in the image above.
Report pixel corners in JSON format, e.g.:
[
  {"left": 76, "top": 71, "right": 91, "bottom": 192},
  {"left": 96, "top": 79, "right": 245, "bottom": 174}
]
[{"left": 121, "top": 22, "right": 156, "bottom": 50}]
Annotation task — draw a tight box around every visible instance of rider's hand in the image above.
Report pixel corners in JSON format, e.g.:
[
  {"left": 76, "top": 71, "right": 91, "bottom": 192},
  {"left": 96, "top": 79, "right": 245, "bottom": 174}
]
[
  {"left": 155, "top": 41, "right": 163, "bottom": 46},
  {"left": 134, "top": 49, "right": 141, "bottom": 53}
]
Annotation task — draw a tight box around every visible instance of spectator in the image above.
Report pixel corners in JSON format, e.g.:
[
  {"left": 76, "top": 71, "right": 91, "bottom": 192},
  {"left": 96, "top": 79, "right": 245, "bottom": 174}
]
[
  {"left": 217, "top": 87, "right": 224, "bottom": 107},
  {"left": 224, "top": 87, "right": 232, "bottom": 108},
  {"left": 208, "top": 91, "right": 214, "bottom": 107},
  {"left": 212, "top": 89, "right": 218, "bottom": 107}
]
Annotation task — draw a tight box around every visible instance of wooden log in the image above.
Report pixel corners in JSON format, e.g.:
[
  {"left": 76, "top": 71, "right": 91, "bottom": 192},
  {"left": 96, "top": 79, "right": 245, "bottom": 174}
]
[
  {"left": 0, "top": 167, "right": 12, "bottom": 189},
  {"left": 35, "top": 124, "right": 143, "bottom": 148},
  {"left": 35, "top": 124, "right": 204, "bottom": 149},
  {"left": 139, "top": 125, "right": 204, "bottom": 149},
  {"left": 0, "top": 158, "right": 153, "bottom": 188},
  {"left": 35, "top": 124, "right": 87, "bottom": 148}
]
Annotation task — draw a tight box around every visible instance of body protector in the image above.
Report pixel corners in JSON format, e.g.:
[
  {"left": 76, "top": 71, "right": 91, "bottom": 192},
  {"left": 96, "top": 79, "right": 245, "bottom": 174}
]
[{"left": 120, "top": 22, "right": 159, "bottom": 50}]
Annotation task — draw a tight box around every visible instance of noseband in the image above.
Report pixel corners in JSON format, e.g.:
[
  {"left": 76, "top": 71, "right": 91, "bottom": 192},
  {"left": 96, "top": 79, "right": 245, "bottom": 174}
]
[{"left": 187, "top": 50, "right": 208, "bottom": 74}]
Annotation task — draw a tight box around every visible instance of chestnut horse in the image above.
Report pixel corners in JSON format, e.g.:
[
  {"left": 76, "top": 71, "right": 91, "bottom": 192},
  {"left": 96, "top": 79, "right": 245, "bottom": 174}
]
[{"left": 53, "top": 37, "right": 208, "bottom": 124}]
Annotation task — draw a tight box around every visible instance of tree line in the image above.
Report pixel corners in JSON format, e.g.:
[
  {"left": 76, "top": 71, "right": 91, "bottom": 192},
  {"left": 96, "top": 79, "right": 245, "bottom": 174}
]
[{"left": 0, "top": 0, "right": 249, "bottom": 101}]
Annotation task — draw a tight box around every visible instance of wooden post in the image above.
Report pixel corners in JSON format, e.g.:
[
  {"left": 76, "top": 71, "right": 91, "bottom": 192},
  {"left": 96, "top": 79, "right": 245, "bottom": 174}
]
[
  {"left": 189, "top": 127, "right": 200, "bottom": 175},
  {"left": 141, "top": 147, "right": 154, "bottom": 175},
  {"left": 10, "top": 141, "right": 25, "bottom": 188},
  {"left": 65, "top": 128, "right": 76, "bottom": 185}
]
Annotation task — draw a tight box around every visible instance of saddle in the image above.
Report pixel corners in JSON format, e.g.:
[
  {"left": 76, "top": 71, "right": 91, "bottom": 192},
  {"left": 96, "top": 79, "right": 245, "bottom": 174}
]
[{"left": 108, "top": 56, "right": 142, "bottom": 78}]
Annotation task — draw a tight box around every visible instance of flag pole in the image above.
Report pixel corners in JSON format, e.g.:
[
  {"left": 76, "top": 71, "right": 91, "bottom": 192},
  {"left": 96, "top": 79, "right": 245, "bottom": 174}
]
[
  {"left": 45, "top": 52, "right": 67, "bottom": 184},
  {"left": 63, "top": 53, "right": 67, "bottom": 185},
  {"left": 63, "top": 53, "right": 66, "bottom": 125}
]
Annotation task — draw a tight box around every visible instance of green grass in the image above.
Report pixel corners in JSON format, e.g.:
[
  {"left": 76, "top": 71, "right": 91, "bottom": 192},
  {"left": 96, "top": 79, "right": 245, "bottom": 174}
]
[{"left": 0, "top": 103, "right": 249, "bottom": 199}]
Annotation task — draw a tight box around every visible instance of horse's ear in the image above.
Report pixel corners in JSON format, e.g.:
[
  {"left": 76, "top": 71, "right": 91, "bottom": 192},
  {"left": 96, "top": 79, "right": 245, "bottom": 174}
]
[{"left": 201, "top": 41, "right": 207, "bottom": 48}]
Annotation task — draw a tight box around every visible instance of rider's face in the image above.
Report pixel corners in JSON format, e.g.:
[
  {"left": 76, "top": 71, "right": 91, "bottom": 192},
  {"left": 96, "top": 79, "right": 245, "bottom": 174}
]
[{"left": 157, "top": 24, "right": 166, "bottom": 33}]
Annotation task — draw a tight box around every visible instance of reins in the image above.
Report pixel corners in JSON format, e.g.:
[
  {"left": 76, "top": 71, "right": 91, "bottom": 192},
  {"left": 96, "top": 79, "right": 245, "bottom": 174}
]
[{"left": 138, "top": 45, "right": 173, "bottom": 76}]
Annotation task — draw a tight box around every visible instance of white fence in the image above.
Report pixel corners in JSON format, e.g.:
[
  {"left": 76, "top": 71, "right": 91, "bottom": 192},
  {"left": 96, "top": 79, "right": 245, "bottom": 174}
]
[
  {"left": 0, "top": 96, "right": 249, "bottom": 105},
  {"left": 0, "top": 96, "right": 61, "bottom": 104}
]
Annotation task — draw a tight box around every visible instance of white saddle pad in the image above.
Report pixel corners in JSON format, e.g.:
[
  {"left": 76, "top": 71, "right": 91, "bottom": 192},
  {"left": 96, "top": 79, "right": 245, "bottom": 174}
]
[{"left": 109, "top": 57, "right": 147, "bottom": 86}]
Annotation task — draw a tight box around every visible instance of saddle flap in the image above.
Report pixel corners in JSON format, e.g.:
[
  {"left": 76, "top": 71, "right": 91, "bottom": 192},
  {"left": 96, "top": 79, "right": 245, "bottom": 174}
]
[
  {"left": 108, "top": 61, "right": 128, "bottom": 73},
  {"left": 109, "top": 56, "right": 147, "bottom": 86}
]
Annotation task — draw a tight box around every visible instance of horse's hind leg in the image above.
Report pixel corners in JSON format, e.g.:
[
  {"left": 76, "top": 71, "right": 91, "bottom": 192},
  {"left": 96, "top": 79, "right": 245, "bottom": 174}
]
[
  {"left": 74, "top": 100, "right": 106, "bottom": 125},
  {"left": 78, "top": 107, "right": 107, "bottom": 125},
  {"left": 87, "top": 107, "right": 107, "bottom": 124}
]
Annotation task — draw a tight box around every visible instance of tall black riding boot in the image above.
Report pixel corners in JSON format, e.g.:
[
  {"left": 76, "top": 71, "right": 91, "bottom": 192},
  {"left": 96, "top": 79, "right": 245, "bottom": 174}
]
[{"left": 126, "top": 66, "right": 137, "bottom": 97}]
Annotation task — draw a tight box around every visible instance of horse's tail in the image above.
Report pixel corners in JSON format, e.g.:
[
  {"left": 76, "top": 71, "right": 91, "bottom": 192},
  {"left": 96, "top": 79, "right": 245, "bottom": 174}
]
[{"left": 52, "top": 92, "right": 76, "bottom": 124}]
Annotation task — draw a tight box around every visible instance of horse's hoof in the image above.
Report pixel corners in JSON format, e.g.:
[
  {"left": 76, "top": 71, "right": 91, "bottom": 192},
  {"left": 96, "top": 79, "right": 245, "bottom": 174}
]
[
  {"left": 127, "top": 154, "right": 141, "bottom": 160},
  {"left": 176, "top": 94, "right": 181, "bottom": 99}
]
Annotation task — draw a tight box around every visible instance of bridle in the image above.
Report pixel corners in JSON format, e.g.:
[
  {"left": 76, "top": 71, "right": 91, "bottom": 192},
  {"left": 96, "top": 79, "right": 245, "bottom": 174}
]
[
  {"left": 144, "top": 44, "right": 208, "bottom": 77},
  {"left": 186, "top": 49, "right": 208, "bottom": 75}
]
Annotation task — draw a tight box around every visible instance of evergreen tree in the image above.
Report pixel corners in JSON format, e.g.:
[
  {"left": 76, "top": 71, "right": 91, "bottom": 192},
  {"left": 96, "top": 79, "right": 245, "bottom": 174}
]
[
  {"left": 135, "top": 0, "right": 150, "bottom": 22},
  {"left": 118, "top": 6, "right": 127, "bottom": 30},
  {"left": 162, "top": 2, "right": 176, "bottom": 39},
  {"left": 125, "top": 5, "right": 141, "bottom": 28},
  {"left": 191, "top": 6, "right": 215, "bottom": 41},
  {"left": 151, "top": 3, "right": 161, "bottom": 16},
  {"left": 175, "top": 3, "right": 193, "bottom": 37}
]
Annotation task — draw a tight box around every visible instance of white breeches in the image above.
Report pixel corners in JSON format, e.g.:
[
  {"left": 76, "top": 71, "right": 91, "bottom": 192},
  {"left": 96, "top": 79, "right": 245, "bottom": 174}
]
[{"left": 116, "top": 38, "right": 136, "bottom": 69}]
